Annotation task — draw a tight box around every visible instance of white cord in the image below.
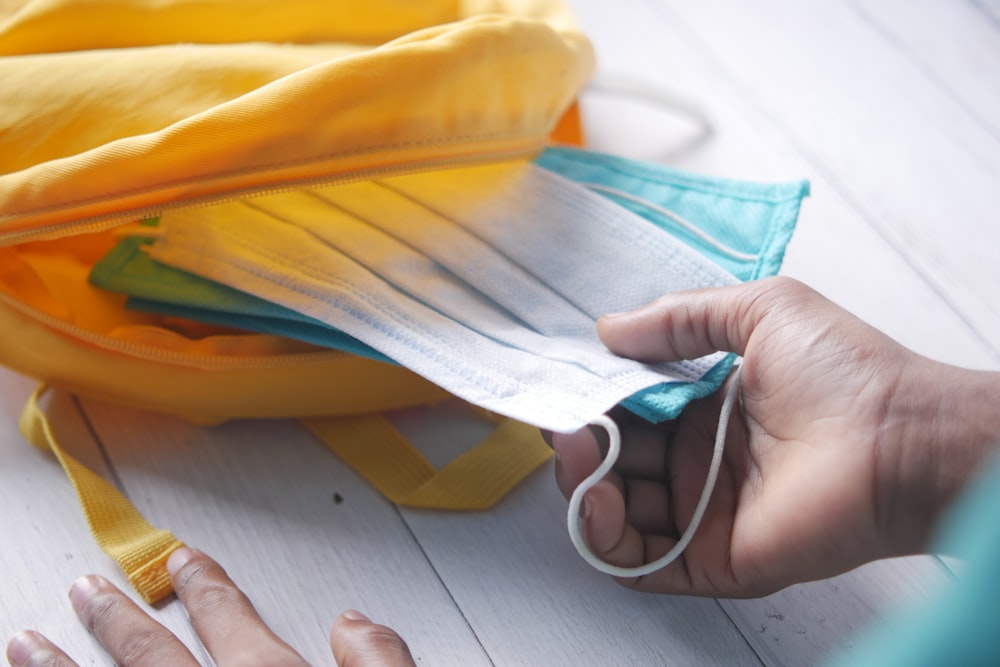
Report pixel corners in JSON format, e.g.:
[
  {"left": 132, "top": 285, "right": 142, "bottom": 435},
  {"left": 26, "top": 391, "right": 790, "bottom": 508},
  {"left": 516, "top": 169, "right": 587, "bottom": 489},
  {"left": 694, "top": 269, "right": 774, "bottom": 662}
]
[
  {"left": 581, "top": 183, "right": 759, "bottom": 263},
  {"left": 585, "top": 73, "right": 713, "bottom": 133},
  {"left": 567, "top": 366, "right": 743, "bottom": 578}
]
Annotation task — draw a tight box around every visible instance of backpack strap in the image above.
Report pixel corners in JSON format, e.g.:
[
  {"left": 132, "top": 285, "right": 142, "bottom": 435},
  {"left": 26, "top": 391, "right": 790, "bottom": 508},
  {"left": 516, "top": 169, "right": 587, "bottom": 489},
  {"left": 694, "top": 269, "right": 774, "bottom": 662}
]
[
  {"left": 21, "top": 387, "right": 552, "bottom": 603},
  {"left": 19, "top": 386, "right": 184, "bottom": 604},
  {"left": 302, "top": 411, "right": 553, "bottom": 510}
]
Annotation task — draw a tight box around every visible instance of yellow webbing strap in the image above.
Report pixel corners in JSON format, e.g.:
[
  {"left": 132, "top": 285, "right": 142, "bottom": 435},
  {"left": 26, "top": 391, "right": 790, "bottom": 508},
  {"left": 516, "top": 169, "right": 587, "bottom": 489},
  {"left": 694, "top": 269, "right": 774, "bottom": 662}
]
[
  {"left": 19, "top": 386, "right": 183, "bottom": 604},
  {"left": 302, "top": 412, "right": 554, "bottom": 510},
  {"left": 21, "top": 388, "right": 550, "bottom": 603}
]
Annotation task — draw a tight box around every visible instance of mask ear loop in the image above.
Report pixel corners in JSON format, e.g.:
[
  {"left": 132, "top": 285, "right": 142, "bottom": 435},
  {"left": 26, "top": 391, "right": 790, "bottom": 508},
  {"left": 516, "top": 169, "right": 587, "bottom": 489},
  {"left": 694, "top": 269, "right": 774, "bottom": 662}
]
[{"left": 567, "top": 365, "right": 743, "bottom": 577}]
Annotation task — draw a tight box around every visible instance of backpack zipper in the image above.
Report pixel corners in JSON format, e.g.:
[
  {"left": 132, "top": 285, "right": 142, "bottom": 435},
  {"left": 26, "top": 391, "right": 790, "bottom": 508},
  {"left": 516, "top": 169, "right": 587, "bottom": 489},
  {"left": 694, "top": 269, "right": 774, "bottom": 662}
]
[
  {"left": 0, "top": 145, "right": 546, "bottom": 367},
  {"left": 0, "top": 142, "right": 546, "bottom": 246}
]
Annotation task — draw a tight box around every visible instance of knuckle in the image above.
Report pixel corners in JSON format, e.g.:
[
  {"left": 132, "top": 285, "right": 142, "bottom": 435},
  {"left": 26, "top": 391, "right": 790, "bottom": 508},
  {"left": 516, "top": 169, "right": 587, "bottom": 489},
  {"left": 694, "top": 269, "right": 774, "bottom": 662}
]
[
  {"left": 172, "top": 558, "right": 251, "bottom": 616},
  {"left": 185, "top": 579, "right": 250, "bottom": 616},
  {"left": 107, "top": 628, "right": 171, "bottom": 666},
  {"left": 361, "top": 624, "right": 411, "bottom": 653},
  {"left": 759, "top": 274, "right": 798, "bottom": 291},
  {"left": 757, "top": 274, "right": 801, "bottom": 295},
  {"left": 78, "top": 590, "right": 126, "bottom": 636},
  {"left": 171, "top": 559, "right": 213, "bottom": 595},
  {"left": 753, "top": 276, "right": 817, "bottom": 316},
  {"left": 346, "top": 623, "right": 412, "bottom": 661},
  {"left": 78, "top": 593, "right": 176, "bottom": 664},
  {"left": 745, "top": 276, "right": 793, "bottom": 311},
  {"left": 731, "top": 277, "right": 804, "bottom": 340},
  {"left": 649, "top": 305, "right": 687, "bottom": 356}
]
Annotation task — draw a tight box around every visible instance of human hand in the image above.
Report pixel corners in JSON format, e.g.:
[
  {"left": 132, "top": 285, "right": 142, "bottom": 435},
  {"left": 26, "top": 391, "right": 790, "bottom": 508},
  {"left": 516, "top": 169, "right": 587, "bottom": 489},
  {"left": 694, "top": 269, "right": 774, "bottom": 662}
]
[
  {"left": 6, "top": 548, "right": 416, "bottom": 667},
  {"left": 554, "top": 277, "right": 1000, "bottom": 597}
]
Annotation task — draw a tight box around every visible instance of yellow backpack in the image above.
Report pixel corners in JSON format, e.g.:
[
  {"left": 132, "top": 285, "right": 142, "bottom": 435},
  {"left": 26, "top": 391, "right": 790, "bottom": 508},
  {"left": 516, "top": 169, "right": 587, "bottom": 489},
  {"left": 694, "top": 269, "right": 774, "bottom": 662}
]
[{"left": 1, "top": 0, "right": 593, "bottom": 602}]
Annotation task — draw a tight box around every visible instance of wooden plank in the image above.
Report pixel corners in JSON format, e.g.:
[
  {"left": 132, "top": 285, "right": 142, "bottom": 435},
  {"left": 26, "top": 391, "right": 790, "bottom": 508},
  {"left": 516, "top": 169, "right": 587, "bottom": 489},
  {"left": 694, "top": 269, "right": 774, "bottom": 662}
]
[
  {"left": 970, "top": 0, "right": 1000, "bottom": 29},
  {"left": 0, "top": 371, "right": 207, "bottom": 664},
  {"left": 401, "top": 474, "right": 760, "bottom": 666},
  {"left": 629, "top": 0, "right": 1000, "bottom": 352},
  {"left": 719, "top": 556, "right": 949, "bottom": 666},
  {"left": 390, "top": 402, "right": 763, "bottom": 666},
  {"left": 76, "top": 397, "right": 492, "bottom": 666},
  {"left": 849, "top": 0, "right": 1000, "bottom": 140}
]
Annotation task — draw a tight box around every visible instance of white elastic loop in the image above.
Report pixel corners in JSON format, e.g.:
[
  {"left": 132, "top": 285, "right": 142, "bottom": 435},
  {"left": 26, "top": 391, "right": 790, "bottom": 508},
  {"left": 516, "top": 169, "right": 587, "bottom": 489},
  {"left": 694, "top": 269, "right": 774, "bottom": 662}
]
[
  {"left": 568, "top": 365, "right": 743, "bottom": 578},
  {"left": 580, "top": 183, "right": 759, "bottom": 263},
  {"left": 585, "top": 73, "right": 713, "bottom": 133}
]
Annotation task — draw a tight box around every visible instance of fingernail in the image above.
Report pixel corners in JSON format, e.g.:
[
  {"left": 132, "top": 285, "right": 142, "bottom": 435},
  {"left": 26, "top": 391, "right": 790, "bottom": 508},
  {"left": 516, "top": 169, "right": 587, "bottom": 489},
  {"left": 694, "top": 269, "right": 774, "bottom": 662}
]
[
  {"left": 7, "top": 630, "right": 42, "bottom": 666},
  {"left": 600, "top": 311, "right": 626, "bottom": 320},
  {"left": 582, "top": 496, "right": 593, "bottom": 522},
  {"left": 166, "top": 546, "right": 196, "bottom": 577},
  {"left": 341, "top": 609, "right": 370, "bottom": 622},
  {"left": 69, "top": 575, "right": 103, "bottom": 613}
]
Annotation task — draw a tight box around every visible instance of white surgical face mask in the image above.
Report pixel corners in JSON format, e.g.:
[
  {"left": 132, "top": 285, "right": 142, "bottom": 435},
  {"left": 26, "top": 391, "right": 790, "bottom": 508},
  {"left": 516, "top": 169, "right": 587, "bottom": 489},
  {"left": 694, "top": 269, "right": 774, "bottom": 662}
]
[{"left": 146, "top": 162, "right": 737, "bottom": 433}]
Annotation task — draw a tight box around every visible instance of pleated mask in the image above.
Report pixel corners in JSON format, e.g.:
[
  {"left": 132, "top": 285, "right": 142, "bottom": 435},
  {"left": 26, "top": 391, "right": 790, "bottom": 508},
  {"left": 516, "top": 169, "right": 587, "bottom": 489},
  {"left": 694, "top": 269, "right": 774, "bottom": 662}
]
[{"left": 132, "top": 147, "right": 808, "bottom": 433}]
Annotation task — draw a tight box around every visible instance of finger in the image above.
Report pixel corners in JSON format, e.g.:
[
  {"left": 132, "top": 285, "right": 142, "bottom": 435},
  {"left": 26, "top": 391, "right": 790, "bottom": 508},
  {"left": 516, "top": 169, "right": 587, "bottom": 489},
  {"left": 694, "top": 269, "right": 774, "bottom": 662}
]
[
  {"left": 581, "top": 479, "right": 646, "bottom": 572},
  {"left": 623, "top": 478, "right": 675, "bottom": 536},
  {"left": 551, "top": 426, "right": 605, "bottom": 499},
  {"left": 584, "top": 482, "right": 703, "bottom": 595},
  {"left": 167, "top": 548, "right": 309, "bottom": 667},
  {"left": 330, "top": 611, "right": 416, "bottom": 667},
  {"left": 7, "top": 630, "right": 78, "bottom": 667},
  {"left": 597, "top": 276, "right": 804, "bottom": 362},
  {"left": 614, "top": 420, "right": 672, "bottom": 481},
  {"left": 69, "top": 575, "right": 200, "bottom": 667}
]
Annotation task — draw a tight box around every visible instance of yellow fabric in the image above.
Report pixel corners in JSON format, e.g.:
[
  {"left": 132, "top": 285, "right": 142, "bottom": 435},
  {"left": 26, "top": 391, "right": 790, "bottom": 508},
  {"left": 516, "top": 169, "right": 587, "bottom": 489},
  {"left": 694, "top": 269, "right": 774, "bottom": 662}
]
[
  {"left": 0, "top": 0, "right": 461, "bottom": 52},
  {"left": 304, "top": 413, "right": 554, "bottom": 510},
  {"left": 19, "top": 386, "right": 184, "bottom": 604},
  {"left": 0, "top": 0, "right": 588, "bottom": 601},
  {"left": 0, "top": 288, "right": 451, "bottom": 424},
  {"left": 0, "top": 0, "right": 593, "bottom": 237},
  {"left": 0, "top": 0, "right": 592, "bottom": 423}
]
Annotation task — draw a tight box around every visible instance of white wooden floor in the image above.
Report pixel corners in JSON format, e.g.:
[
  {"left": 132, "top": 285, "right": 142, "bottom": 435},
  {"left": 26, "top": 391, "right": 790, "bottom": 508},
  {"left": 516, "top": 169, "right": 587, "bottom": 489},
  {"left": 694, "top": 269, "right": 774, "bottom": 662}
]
[{"left": 2, "top": 1, "right": 999, "bottom": 665}]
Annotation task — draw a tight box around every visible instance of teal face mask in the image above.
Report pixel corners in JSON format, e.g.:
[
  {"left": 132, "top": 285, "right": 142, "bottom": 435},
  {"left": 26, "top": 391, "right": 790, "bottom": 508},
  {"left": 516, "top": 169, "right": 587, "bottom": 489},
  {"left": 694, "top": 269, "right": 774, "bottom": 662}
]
[
  {"left": 536, "top": 148, "right": 806, "bottom": 420},
  {"left": 90, "top": 146, "right": 807, "bottom": 426}
]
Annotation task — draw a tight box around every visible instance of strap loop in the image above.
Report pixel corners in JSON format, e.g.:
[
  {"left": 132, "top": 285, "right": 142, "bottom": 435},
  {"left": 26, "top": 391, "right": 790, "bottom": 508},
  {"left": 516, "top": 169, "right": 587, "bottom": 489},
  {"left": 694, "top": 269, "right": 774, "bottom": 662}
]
[
  {"left": 303, "top": 411, "right": 553, "bottom": 511},
  {"left": 20, "top": 386, "right": 184, "bottom": 604}
]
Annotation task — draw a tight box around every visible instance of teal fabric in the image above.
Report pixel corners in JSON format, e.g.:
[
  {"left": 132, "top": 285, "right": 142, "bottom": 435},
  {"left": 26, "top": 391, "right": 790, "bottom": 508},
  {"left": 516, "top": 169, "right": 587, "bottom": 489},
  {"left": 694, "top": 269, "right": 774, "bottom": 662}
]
[
  {"left": 536, "top": 147, "right": 807, "bottom": 421},
  {"left": 89, "top": 147, "right": 808, "bottom": 422},
  {"left": 825, "top": 452, "right": 1000, "bottom": 667},
  {"left": 535, "top": 147, "right": 808, "bottom": 283}
]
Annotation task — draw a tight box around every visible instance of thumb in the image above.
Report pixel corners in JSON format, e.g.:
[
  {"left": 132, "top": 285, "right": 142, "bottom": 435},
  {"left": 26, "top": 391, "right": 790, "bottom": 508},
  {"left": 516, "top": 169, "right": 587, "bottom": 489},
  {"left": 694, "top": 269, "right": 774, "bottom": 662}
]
[
  {"left": 330, "top": 610, "right": 416, "bottom": 667},
  {"left": 597, "top": 277, "right": 796, "bottom": 362}
]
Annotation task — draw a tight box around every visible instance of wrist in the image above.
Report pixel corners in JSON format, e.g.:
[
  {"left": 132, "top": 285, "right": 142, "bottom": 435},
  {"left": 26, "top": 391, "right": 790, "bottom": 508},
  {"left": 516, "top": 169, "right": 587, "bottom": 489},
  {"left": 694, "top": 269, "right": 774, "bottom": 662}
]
[{"left": 876, "top": 357, "right": 1000, "bottom": 556}]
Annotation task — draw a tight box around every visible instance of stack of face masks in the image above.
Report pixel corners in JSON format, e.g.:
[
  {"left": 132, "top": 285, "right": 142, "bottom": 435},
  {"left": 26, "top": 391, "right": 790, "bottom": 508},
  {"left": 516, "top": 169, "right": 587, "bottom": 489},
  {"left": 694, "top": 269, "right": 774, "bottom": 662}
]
[{"left": 90, "top": 147, "right": 808, "bottom": 433}]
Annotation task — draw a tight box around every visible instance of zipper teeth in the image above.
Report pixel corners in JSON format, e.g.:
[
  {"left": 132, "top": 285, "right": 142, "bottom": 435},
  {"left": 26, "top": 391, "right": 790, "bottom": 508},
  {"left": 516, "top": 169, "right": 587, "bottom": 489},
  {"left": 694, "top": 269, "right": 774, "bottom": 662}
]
[
  {"left": 0, "top": 287, "right": 351, "bottom": 368},
  {"left": 0, "top": 143, "right": 542, "bottom": 367},
  {"left": 0, "top": 144, "right": 544, "bottom": 245}
]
